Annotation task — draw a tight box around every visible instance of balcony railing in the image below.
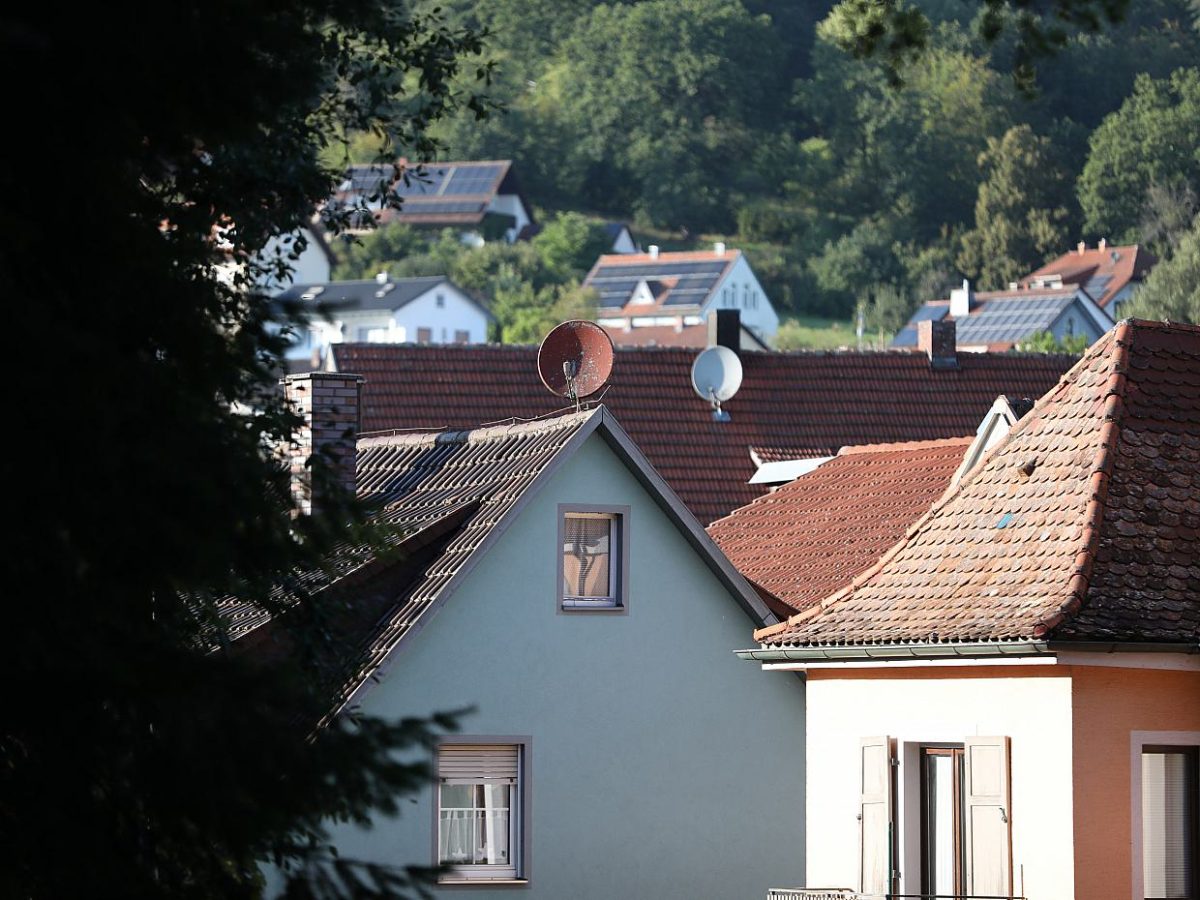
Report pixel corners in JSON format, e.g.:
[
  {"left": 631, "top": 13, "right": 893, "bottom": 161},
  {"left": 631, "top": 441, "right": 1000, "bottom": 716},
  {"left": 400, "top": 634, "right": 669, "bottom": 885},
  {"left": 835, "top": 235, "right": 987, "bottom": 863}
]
[{"left": 767, "top": 892, "right": 1026, "bottom": 900}]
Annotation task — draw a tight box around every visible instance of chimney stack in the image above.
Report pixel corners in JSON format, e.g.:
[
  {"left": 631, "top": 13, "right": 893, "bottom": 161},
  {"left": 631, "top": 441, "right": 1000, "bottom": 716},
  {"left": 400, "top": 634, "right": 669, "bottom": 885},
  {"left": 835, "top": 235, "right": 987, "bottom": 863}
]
[
  {"left": 713, "top": 241, "right": 726, "bottom": 256},
  {"left": 648, "top": 245, "right": 660, "bottom": 259},
  {"left": 1098, "top": 237, "right": 1107, "bottom": 252},
  {"left": 708, "top": 309, "right": 741, "bottom": 354},
  {"left": 282, "top": 372, "right": 365, "bottom": 516},
  {"left": 949, "top": 279, "right": 974, "bottom": 318},
  {"left": 918, "top": 319, "right": 957, "bottom": 370},
  {"left": 1077, "top": 241, "right": 1086, "bottom": 254}
]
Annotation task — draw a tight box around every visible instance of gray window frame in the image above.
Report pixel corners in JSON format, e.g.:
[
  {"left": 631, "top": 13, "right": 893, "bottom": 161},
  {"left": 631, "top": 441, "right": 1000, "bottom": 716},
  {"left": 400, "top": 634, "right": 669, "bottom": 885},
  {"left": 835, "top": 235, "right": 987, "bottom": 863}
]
[
  {"left": 556, "top": 504, "right": 630, "bottom": 615},
  {"left": 433, "top": 735, "right": 533, "bottom": 888}
]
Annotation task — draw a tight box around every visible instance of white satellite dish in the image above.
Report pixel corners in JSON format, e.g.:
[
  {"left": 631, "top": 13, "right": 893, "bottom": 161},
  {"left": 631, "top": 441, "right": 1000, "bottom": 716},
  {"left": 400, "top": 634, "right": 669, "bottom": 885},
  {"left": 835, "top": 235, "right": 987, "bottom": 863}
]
[{"left": 690, "top": 345, "right": 743, "bottom": 421}]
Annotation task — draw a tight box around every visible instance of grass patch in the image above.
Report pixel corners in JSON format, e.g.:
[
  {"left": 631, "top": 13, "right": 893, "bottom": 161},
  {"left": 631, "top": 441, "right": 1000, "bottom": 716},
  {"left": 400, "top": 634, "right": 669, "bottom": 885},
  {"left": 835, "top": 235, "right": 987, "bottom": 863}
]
[{"left": 775, "top": 315, "right": 860, "bottom": 350}]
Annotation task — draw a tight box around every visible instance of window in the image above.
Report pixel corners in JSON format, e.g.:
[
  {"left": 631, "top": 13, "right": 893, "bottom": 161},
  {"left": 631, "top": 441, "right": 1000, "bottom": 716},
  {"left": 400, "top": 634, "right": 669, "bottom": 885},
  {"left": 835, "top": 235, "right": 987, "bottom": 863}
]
[
  {"left": 1142, "top": 747, "right": 1198, "bottom": 900},
  {"left": 436, "top": 740, "right": 530, "bottom": 883},
  {"left": 455, "top": 329, "right": 471, "bottom": 345},
  {"left": 558, "top": 505, "right": 629, "bottom": 612},
  {"left": 861, "top": 736, "right": 1011, "bottom": 898},
  {"left": 417, "top": 327, "right": 432, "bottom": 344},
  {"left": 436, "top": 293, "right": 446, "bottom": 308}
]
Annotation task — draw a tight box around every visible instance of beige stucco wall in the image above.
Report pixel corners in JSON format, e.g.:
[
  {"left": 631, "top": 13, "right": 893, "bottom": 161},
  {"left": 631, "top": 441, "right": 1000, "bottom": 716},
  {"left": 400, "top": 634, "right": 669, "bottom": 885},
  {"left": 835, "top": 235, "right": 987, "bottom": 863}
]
[{"left": 804, "top": 667, "right": 1076, "bottom": 900}]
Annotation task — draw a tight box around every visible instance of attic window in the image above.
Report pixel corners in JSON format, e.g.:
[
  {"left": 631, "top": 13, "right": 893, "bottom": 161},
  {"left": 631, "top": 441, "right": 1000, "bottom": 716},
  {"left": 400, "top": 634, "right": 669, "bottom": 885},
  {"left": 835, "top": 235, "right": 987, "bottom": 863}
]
[{"left": 558, "top": 505, "right": 629, "bottom": 613}]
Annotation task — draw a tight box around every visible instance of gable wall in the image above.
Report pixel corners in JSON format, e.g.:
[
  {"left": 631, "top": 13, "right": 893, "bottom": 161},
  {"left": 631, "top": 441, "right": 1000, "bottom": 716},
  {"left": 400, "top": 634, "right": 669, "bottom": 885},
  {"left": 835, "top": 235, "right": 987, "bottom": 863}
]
[
  {"left": 390, "top": 285, "right": 490, "bottom": 344},
  {"left": 332, "top": 433, "right": 807, "bottom": 898},
  {"left": 703, "top": 255, "right": 780, "bottom": 340}
]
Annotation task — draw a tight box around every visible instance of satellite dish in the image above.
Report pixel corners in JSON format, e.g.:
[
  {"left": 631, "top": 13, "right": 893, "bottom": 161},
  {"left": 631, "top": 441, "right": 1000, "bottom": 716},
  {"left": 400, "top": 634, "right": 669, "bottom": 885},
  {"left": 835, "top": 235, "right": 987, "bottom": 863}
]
[
  {"left": 537, "top": 320, "right": 614, "bottom": 410},
  {"left": 691, "top": 346, "right": 743, "bottom": 422}
]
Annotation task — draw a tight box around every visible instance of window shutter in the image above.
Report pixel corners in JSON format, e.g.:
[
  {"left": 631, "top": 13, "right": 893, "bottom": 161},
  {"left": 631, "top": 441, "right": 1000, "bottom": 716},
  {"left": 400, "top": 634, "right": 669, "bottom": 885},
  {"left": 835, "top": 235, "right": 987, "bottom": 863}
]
[
  {"left": 964, "top": 736, "right": 1012, "bottom": 896},
  {"left": 439, "top": 744, "right": 519, "bottom": 784},
  {"left": 859, "top": 736, "right": 894, "bottom": 896}
]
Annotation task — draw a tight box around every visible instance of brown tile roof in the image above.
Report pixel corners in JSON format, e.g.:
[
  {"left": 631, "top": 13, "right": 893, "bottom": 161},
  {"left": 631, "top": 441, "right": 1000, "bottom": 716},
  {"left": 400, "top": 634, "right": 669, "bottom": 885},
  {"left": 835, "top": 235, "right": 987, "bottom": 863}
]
[
  {"left": 709, "top": 438, "right": 971, "bottom": 614},
  {"left": 757, "top": 319, "right": 1200, "bottom": 648},
  {"left": 331, "top": 343, "right": 1077, "bottom": 524},
  {"left": 1022, "top": 243, "right": 1158, "bottom": 309}
]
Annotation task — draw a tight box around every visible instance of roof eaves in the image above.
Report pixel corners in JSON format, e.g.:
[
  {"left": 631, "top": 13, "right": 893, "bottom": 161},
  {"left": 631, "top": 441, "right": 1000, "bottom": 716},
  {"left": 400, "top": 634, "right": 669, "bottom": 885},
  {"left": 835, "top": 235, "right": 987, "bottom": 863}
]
[
  {"left": 590, "top": 407, "right": 778, "bottom": 627},
  {"left": 736, "top": 638, "right": 1052, "bottom": 663}
]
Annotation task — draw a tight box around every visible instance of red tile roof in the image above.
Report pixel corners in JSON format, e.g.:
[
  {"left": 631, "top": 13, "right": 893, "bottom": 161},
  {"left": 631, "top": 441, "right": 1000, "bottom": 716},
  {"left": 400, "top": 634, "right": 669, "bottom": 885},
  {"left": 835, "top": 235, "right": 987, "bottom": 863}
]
[
  {"left": 709, "top": 438, "right": 970, "bottom": 614},
  {"left": 332, "top": 343, "right": 1076, "bottom": 524},
  {"left": 757, "top": 319, "right": 1200, "bottom": 648},
  {"left": 1021, "top": 243, "right": 1158, "bottom": 309}
]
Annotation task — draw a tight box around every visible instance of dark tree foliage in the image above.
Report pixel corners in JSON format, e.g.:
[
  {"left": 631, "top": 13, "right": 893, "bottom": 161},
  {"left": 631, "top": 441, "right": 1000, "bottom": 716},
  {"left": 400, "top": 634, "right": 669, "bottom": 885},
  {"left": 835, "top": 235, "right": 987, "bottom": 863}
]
[{"left": 0, "top": 2, "right": 490, "bottom": 897}]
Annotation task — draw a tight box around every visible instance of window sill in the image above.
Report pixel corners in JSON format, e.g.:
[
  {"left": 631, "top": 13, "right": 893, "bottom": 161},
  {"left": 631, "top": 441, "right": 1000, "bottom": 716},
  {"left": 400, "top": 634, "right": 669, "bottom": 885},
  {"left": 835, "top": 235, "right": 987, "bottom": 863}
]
[
  {"left": 560, "top": 603, "right": 625, "bottom": 614},
  {"left": 437, "top": 878, "right": 529, "bottom": 888}
]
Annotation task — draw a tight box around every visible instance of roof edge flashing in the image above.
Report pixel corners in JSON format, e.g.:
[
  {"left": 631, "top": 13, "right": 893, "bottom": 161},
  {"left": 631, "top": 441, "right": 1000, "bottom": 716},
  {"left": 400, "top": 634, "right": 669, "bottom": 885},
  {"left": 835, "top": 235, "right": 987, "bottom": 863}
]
[{"left": 735, "top": 640, "right": 1052, "bottom": 663}]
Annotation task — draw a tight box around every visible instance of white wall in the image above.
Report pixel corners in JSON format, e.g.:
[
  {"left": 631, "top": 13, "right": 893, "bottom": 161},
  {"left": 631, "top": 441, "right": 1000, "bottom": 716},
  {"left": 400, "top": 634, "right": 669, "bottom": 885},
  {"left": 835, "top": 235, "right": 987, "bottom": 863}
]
[
  {"left": 805, "top": 673, "right": 1075, "bottom": 900},
  {"left": 702, "top": 254, "right": 780, "bottom": 341},
  {"left": 257, "top": 229, "right": 333, "bottom": 292},
  {"left": 488, "top": 193, "right": 532, "bottom": 243}
]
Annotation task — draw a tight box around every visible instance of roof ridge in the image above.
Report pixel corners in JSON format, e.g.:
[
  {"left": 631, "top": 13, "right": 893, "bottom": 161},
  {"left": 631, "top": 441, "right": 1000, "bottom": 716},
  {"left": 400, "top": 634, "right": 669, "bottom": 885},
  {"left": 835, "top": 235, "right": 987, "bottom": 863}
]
[
  {"left": 836, "top": 436, "right": 973, "bottom": 456},
  {"left": 357, "top": 407, "right": 598, "bottom": 448}
]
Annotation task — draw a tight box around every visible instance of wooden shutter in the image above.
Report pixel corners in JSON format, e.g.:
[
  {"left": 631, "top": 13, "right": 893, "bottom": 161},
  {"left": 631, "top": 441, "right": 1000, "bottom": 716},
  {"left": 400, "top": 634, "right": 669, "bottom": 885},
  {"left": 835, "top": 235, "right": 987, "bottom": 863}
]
[
  {"left": 859, "top": 736, "right": 895, "bottom": 896},
  {"left": 964, "top": 736, "right": 1012, "bottom": 896},
  {"left": 438, "top": 744, "right": 519, "bottom": 784}
]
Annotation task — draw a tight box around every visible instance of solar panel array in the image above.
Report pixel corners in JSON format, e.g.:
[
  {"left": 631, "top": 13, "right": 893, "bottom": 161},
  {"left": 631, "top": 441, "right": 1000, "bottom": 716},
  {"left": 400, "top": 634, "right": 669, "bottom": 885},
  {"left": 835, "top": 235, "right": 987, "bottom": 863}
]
[
  {"left": 892, "top": 303, "right": 949, "bottom": 347},
  {"left": 587, "top": 260, "right": 729, "bottom": 310},
  {"left": 1083, "top": 275, "right": 1112, "bottom": 301},
  {"left": 339, "top": 162, "right": 507, "bottom": 219},
  {"left": 955, "top": 294, "right": 1072, "bottom": 346}
]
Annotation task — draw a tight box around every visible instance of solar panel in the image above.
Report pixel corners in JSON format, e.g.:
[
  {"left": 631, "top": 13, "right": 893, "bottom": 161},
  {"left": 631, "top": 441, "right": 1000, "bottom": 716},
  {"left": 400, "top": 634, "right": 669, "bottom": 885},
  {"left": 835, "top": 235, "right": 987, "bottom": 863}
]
[
  {"left": 346, "top": 165, "right": 394, "bottom": 194},
  {"left": 956, "top": 295, "right": 1070, "bottom": 345},
  {"left": 441, "top": 164, "right": 504, "bottom": 195}
]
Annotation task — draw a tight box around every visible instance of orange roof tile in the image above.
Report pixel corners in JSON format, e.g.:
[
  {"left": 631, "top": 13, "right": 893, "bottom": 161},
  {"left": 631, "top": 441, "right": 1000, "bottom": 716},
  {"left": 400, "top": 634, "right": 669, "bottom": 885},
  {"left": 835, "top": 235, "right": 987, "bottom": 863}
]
[
  {"left": 757, "top": 319, "right": 1200, "bottom": 647},
  {"left": 710, "top": 438, "right": 970, "bottom": 614}
]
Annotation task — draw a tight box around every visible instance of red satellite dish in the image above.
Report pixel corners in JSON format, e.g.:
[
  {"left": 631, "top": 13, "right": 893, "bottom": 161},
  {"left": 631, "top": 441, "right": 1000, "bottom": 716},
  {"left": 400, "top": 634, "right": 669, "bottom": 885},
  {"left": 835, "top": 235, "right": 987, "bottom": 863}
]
[{"left": 537, "top": 321, "right": 614, "bottom": 404}]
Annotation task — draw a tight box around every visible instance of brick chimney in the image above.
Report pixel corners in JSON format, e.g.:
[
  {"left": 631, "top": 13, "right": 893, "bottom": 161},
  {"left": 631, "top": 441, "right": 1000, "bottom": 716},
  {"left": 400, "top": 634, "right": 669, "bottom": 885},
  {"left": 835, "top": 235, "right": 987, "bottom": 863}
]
[
  {"left": 918, "top": 319, "right": 957, "bottom": 370},
  {"left": 708, "top": 308, "right": 741, "bottom": 354},
  {"left": 282, "top": 372, "right": 365, "bottom": 515}
]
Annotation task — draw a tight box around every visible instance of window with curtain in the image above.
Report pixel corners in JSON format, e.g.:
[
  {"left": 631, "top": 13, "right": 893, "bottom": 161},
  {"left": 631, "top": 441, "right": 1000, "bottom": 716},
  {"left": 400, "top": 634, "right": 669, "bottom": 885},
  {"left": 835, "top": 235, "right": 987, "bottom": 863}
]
[
  {"left": 561, "top": 512, "right": 619, "bottom": 608},
  {"left": 438, "top": 743, "right": 524, "bottom": 882},
  {"left": 1143, "top": 747, "right": 1198, "bottom": 900}
]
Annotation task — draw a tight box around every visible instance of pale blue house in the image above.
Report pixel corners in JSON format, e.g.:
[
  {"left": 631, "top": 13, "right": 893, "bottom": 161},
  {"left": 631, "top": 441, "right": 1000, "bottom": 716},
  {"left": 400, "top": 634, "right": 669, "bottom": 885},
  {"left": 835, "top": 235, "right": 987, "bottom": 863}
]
[{"left": 260, "top": 373, "right": 806, "bottom": 898}]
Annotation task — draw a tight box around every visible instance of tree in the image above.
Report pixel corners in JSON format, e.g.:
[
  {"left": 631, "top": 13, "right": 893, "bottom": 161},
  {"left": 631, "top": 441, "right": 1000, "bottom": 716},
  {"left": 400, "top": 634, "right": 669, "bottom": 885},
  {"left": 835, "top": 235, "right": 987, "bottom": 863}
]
[
  {"left": 1124, "top": 213, "right": 1200, "bottom": 324},
  {"left": 1, "top": 2, "right": 490, "bottom": 897},
  {"left": 958, "top": 124, "right": 1073, "bottom": 289},
  {"left": 530, "top": 212, "right": 613, "bottom": 280},
  {"left": 1077, "top": 67, "right": 1200, "bottom": 241}
]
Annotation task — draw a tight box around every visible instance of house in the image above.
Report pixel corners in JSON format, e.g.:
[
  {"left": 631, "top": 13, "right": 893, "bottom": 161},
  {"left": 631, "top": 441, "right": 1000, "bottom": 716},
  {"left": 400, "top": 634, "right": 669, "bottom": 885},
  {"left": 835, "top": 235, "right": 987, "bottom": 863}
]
[
  {"left": 742, "top": 319, "right": 1200, "bottom": 900},
  {"left": 327, "top": 320, "right": 1076, "bottom": 524},
  {"left": 250, "top": 373, "right": 806, "bottom": 898},
  {"left": 256, "top": 225, "right": 337, "bottom": 292},
  {"left": 584, "top": 244, "right": 780, "bottom": 344},
  {"left": 893, "top": 280, "right": 1113, "bottom": 352},
  {"left": 330, "top": 159, "right": 533, "bottom": 244},
  {"left": 600, "top": 310, "right": 771, "bottom": 350},
  {"left": 1021, "top": 240, "right": 1158, "bottom": 315},
  {"left": 275, "top": 274, "right": 493, "bottom": 364}
]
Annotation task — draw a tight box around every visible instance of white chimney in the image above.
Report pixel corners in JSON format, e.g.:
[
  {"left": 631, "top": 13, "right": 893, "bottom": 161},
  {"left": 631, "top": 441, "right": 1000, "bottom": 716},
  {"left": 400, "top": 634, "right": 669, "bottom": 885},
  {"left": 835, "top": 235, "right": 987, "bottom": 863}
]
[
  {"left": 375, "top": 271, "right": 388, "bottom": 284},
  {"left": 1098, "top": 237, "right": 1107, "bottom": 252},
  {"left": 1077, "top": 241, "right": 1086, "bottom": 254},
  {"left": 648, "top": 245, "right": 660, "bottom": 259},
  {"left": 949, "top": 279, "right": 974, "bottom": 318},
  {"left": 713, "top": 241, "right": 726, "bottom": 256}
]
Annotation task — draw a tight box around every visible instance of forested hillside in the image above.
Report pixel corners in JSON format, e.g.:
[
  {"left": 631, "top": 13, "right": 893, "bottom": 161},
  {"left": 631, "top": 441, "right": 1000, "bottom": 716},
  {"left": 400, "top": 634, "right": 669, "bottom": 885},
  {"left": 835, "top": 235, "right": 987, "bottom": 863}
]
[{"left": 343, "top": 0, "right": 1200, "bottom": 341}]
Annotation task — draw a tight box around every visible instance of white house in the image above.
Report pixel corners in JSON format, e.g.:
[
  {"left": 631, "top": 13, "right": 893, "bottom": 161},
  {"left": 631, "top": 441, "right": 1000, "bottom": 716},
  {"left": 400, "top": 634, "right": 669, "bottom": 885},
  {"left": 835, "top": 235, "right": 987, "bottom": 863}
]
[
  {"left": 584, "top": 244, "right": 780, "bottom": 345},
  {"left": 274, "top": 274, "right": 494, "bottom": 362},
  {"left": 255, "top": 226, "right": 337, "bottom": 292},
  {"left": 247, "top": 376, "right": 808, "bottom": 898}
]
